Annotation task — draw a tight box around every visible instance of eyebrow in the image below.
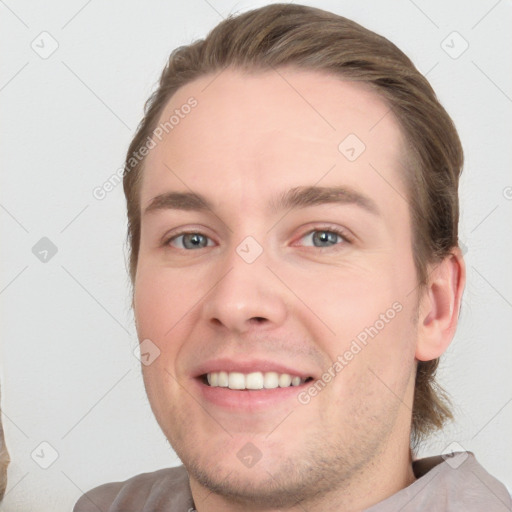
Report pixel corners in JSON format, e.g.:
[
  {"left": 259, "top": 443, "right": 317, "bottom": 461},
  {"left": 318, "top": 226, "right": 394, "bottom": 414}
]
[{"left": 143, "top": 185, "right": 380, "bottom": 217}]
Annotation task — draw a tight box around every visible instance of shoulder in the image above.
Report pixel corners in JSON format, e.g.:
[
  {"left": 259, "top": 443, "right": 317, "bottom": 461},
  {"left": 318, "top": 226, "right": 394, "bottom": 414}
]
[
  {"left": 414, "top": 452, "right": 512, "bottom": 510},
  {"left": 73, "top": 465, "right": 193, "bottom": 512}
]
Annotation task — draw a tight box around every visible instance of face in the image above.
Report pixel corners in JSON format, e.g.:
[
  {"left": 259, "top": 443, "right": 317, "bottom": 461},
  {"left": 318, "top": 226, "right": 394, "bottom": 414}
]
[{"left": 134, "top": 68, "right": 420, "bottom": 508}]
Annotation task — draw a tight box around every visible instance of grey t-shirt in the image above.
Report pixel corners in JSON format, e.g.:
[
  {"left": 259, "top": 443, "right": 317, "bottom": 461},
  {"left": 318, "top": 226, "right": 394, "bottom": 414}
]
[{"left": 74, "top": 452, "right": 512, "bottom": 511}]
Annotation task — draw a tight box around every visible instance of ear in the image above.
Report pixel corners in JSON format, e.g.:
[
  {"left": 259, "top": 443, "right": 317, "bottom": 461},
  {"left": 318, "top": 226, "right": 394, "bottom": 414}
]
[{"left": 415, "top": 247, "right": 466, "bottom": 361}]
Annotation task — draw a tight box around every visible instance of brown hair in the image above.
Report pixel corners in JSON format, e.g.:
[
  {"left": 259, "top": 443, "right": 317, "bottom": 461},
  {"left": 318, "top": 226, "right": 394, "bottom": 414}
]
[{"left": 123, "top": 3, "right": 463, "bottom": 450}]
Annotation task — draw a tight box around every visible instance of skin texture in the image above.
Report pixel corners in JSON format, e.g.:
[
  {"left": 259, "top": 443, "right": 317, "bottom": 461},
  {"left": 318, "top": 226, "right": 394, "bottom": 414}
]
[{"left": 133, "top": 68, "right": 465, "bottom": 512}]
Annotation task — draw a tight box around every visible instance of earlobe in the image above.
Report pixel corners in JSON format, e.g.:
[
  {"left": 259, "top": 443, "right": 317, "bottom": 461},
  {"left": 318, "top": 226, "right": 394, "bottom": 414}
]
[{"left": 415, "top": 247, "right": 466, "bottom": 362}]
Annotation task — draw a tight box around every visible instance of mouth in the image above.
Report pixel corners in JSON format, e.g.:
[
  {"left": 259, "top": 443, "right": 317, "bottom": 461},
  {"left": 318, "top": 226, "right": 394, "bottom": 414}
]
[
  {"left": 200, "top": 371, "right": 314, "bottom": 390},
  {"left": 191, "top": 358, "right": 318, "bottom": 410},
  {"left": 194, "top": 370, "right": 316, "bottom": 411}
]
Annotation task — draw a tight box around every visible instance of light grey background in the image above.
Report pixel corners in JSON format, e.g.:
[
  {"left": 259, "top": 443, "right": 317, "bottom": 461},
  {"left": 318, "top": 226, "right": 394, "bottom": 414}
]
[{"left": 1, "top": 0, "right": 511, "bottom": 510}]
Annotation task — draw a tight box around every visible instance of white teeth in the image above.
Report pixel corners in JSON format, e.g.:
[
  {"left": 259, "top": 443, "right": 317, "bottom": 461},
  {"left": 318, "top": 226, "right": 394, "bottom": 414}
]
[
  {"left": 209, "top": 372, "right": 218, "bottom": 386},
  {"left": 217, "top": 371, "right": 229, "bottom": 387},
  {"left": 205, "top": 371, "right": 308, "bottom": 390},
  {"left": 263, "top": 372, "right": 279, "bottom": 389},
  {"left": 228, "top": 372, "right": 245, "bottom": 390},
  {"left": 291, "top": 376, "right": 301, "bottom": 386},
  {"left": 245, "top": 372, "right": 264, "bottom": 390},
  {"left": 278, "top": 373, "right": 292, "bottom": 387}
]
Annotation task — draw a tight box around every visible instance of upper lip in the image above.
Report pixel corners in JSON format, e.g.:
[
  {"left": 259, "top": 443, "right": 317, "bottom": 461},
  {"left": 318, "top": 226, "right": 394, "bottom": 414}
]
[{"left": 192, "top": 358, "right": 317, "bottom": 380}]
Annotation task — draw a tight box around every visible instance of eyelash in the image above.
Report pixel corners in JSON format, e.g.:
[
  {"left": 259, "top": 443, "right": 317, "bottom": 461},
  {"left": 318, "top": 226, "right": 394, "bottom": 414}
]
[{"left": 162, "top": 225, "right": 354, "bottom": 251}]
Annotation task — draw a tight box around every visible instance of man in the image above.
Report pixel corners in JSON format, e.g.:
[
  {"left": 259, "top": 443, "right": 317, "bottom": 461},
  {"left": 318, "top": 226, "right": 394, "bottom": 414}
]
[{"left": 74, "top": 3, "right": 511, "bottom": 511}]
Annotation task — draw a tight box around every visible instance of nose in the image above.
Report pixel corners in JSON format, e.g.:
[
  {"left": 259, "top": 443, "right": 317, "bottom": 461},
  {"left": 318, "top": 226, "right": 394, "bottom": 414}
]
[{"left": 200, "top": 244, "right": 288, "bottom": 335}]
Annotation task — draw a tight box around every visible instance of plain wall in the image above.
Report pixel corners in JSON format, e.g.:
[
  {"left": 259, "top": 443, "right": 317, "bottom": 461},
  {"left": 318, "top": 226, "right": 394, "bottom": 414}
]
[{"left": 1, "top": 0, "right": 511, "bottom": 510}]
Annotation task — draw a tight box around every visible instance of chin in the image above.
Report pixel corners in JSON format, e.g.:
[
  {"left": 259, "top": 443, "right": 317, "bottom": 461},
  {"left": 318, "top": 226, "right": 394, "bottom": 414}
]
[{"left": 188, "top": 456, "right": 321, "bottom": 509}]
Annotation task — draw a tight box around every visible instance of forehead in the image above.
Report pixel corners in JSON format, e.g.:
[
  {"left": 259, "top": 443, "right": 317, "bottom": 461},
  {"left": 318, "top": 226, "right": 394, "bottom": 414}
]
[{"left": 141, "top": 67, "right": 408, "bottom": 213}]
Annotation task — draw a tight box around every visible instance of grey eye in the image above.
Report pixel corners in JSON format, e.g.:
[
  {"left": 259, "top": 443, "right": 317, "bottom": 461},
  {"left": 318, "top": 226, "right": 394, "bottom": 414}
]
[
  {"left": 173, "top": 233, "right": 211, "bottom": 249},
  {"left": 303, "top": 230, "right": 344, "bottom": 248}
]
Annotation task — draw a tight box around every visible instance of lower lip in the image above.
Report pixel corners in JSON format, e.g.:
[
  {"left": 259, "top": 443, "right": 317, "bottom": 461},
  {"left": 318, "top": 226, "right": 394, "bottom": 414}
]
[{"left": 194, "top": 377, "right": 312, "bottom": 411}]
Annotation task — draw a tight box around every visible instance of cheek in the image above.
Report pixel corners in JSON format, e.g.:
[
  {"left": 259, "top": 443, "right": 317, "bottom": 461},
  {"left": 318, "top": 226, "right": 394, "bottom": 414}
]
[
  {"left": 312, "top": 272, "right": 417, "bottom": 397},
  {"left": 135, "top": 270, "right": 187, "bottom": 418},
  {"left": 133, "top": 269, "right": 192, "bottom": 392},
  {"left": 300, "top": 267, "right": 402, "bottom": 345},
  {"left": 134, "top": 268, "right": 186, "bottom": 341},
  {"left": 318, "top": 309, "right": 417, "bottom": 434}
]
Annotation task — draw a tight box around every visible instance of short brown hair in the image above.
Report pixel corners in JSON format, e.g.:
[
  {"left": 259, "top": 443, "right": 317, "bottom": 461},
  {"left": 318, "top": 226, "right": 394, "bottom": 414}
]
[{"left": 123, "top": 3, "right": 463, "bottom": 450}]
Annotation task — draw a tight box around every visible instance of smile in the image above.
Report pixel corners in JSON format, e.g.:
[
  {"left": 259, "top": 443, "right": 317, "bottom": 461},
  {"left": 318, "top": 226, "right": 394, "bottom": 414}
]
[{"left": 203, "top": 371, "right": 313, "bottom": 390}]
